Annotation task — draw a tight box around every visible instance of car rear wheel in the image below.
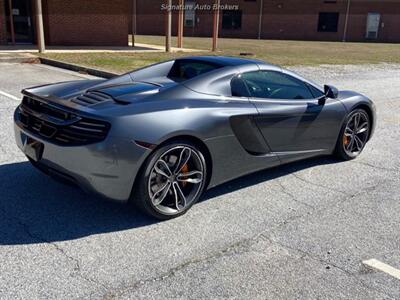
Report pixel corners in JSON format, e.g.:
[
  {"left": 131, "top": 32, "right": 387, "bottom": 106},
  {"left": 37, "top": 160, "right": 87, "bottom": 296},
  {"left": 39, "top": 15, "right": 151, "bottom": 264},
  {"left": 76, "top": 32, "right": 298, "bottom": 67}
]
[
  {"left": 132, "top": 140, "right": 207, "bottom": 220},
  {"left": 335, "top": 109, "right": 370, "bottom": 160}
]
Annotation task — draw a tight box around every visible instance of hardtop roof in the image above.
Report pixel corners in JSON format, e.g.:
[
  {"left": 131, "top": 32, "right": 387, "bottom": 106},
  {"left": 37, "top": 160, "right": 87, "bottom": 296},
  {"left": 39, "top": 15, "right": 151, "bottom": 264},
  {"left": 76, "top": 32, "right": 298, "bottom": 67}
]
[{"left": 175, "top": 55, "right": 273, "bottom": 68}]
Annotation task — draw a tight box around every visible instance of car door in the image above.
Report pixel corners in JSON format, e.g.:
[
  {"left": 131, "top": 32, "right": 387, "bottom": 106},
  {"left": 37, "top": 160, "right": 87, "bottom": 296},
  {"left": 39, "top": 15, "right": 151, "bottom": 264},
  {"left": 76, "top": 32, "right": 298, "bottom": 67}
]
[{"left": 238, "top": 70, "right": 345, "bottom": 162}]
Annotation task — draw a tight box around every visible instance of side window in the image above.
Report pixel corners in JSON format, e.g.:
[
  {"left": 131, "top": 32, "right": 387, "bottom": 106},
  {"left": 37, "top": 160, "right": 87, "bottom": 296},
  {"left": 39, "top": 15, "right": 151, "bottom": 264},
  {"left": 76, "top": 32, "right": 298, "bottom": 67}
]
[
  {"left": 307, "top": 83, "right": 325, "bottom": 98},
  {"left": 231, "top": 75, "right": 250, "bottom": 97},
  {"left": 241, "top": 71, "right": 314, "bottom": 100}
]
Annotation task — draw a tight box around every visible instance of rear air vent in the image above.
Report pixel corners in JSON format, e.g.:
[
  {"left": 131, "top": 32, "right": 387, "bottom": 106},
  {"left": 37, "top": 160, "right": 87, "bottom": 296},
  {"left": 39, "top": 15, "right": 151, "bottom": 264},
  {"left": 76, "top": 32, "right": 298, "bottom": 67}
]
[
  {"left": 54, "top": 119, "right": 110, "bottom": 145},
  {"left": 72, "top": 91, "right": 114, "bottom": 106},
  {"left": 23, "top": 96, "right": 70, "bottom": 120},
  {"left": 17, "top": 96, "right": 111, "bottom": 146}
]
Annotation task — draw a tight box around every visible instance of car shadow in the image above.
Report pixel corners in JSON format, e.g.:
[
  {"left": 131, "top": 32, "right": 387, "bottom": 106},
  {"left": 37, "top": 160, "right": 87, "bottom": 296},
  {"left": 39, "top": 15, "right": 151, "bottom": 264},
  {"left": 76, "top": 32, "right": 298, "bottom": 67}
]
[
  {"left": 0, "top": 156, "right": 340, "bottom": 245},
  {"left": 202, "top": 156, "right": 339, "bottom": 199}
]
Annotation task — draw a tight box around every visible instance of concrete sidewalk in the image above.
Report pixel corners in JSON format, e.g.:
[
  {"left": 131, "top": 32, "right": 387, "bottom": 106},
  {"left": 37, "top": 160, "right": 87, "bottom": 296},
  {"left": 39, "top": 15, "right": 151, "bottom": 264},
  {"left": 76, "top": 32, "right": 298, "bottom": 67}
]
[
  {"left": 0, "top": 52, "right": 39, "bottom": 63},
  {"left": 0, "top": 43, "right": 203, "bottom": 54}
]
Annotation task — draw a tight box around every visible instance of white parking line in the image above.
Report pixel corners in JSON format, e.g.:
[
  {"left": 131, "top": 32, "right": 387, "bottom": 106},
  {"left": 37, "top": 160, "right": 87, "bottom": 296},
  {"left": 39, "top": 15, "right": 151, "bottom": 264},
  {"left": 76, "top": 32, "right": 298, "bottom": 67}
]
[
  {"left": 363, "top": 259, "right": 400, "bottom": 280},
  {"left": 0, "top": 90, "right": 20, "bottom": 101}
]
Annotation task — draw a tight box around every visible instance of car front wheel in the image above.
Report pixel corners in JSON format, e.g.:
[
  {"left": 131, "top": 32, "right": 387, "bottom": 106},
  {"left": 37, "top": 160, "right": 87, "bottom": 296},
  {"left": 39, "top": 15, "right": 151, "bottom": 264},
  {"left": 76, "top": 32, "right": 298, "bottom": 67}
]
[
  {"left": 132, "top": 140, "right": 207, "bottom": 220},
  {"left": 335, "top": 108, "right": 370, "bottom": 160}
]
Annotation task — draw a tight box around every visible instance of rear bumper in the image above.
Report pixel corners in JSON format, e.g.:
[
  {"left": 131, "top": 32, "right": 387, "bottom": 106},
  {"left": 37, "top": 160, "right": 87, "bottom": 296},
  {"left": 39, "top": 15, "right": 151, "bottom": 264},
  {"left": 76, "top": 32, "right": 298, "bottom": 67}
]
[{"left": 14, "top": 121, "right": 148, "bottom": 202}]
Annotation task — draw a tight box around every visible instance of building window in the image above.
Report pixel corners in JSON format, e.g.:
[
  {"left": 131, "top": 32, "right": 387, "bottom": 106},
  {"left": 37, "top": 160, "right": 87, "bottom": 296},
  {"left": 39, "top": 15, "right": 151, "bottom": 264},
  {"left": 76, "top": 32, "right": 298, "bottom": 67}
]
[
  {"left": 222, "top": 10, "right": 242, "bottom": 30},
  {"left": 184, "top": 1, "right": 195, "bottom": 27},
  {"left": 318, "top": 12, "right": 339, "bottom": 32}
]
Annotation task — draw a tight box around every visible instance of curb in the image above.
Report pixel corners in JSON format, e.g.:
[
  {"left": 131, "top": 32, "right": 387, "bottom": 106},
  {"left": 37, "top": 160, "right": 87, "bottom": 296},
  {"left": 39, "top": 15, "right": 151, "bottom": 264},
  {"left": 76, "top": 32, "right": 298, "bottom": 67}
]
[{"left": 38, "top": 57, "right": 118, "bottom": 79}]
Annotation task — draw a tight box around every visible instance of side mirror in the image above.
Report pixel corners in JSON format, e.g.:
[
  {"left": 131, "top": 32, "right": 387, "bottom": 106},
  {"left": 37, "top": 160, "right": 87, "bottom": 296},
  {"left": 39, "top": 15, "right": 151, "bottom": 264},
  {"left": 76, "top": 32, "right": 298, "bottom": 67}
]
[{"left": 324, "top": 85, "right": 339, "bottom": 99}]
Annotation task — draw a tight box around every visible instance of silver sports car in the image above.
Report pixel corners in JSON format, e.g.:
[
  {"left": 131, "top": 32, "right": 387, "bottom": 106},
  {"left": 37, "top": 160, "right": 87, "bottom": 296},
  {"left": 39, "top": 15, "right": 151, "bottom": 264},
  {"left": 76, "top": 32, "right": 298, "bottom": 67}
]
[{"left": 14, "top": 56, "right": 376, "bottom": 219}]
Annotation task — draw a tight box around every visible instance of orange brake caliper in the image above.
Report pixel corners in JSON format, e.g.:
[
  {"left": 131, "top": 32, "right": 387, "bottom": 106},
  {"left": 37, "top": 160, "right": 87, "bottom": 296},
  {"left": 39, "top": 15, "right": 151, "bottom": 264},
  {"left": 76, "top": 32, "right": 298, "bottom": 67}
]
[
  {"left": 180, "top": 164, "right": 189, "bottom": 187},
  {"left": 343, "top": 134, "right": 350, "bottom": 146}
]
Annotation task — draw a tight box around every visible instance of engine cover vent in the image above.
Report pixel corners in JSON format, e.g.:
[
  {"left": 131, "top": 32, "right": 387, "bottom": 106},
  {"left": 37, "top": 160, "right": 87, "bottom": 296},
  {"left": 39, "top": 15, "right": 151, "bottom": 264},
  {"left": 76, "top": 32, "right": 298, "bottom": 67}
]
[{"left": 72, "top": 91, "right": 113, "bottom": 107}]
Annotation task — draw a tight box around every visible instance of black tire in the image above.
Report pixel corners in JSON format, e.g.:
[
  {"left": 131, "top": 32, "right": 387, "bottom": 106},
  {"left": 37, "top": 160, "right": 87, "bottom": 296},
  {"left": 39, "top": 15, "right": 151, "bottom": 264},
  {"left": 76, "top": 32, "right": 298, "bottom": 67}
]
[
  {"left": 335, "top": 108, "right": 370, "bottom": 160},
  {"left": 132, "top": 140, "right": 208, "bottom": 220}
]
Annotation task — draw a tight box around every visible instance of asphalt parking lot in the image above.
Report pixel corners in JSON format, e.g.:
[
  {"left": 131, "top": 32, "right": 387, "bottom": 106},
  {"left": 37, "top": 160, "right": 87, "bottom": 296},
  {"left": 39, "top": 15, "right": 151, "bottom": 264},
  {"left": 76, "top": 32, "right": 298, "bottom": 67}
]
[{"left": 0, "top": 62, "right": 399, "bottom": 299}]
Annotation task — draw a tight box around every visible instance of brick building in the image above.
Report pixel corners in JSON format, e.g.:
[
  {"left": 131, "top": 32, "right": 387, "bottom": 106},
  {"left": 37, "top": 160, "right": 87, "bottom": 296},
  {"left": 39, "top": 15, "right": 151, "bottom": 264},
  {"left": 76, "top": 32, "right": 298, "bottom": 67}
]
[
  {"left": 1, "top": 0, "right": 399, "bottom": 47},
  {"left": 136, "top": 0, "right": 400, "bottom": 43},
  {"left": 0, "top": 0, "right": 129, "bottom": 46}
]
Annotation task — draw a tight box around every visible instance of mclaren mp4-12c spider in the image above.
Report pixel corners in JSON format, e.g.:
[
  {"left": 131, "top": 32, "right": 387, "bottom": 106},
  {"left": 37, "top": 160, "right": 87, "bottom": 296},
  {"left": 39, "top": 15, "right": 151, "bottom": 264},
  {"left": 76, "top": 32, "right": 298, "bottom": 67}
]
[{"left": 14, "top": 56, "right": 376, "bottom": 219}]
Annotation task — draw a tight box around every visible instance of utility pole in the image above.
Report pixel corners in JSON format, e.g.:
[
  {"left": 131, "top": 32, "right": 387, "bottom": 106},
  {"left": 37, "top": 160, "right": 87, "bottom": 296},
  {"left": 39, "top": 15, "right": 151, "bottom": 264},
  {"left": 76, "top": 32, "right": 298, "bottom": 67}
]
[
  {"left": 343, "top": 0, "right": 351, "bottom": 42},
  {"left": 212, "top": 0, "right": 220, "bottom": 52},
  {"left": 257, "top": 0, "right": 264, "bottom": 39},
  {"left": 165, "top": 0, "right": 172, "bottom": 52},
  {"left": 8, "top": 0, "right": 15, "bottom": 45},
  {"left": 132, "top": 0, "right": 136, "bottom": 47},
  {"left": 177, "top": 0, "right": 184, "bottom": 48},
  {"left": 35, "top": 0, "right": 45, "bottom": 53}
]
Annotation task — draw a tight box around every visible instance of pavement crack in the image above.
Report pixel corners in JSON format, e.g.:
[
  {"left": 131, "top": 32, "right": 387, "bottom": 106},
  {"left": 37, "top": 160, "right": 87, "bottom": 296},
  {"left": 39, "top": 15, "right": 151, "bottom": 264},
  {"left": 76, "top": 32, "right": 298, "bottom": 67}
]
[
  {"left": 350, "top": 160, "right": 398, "bottom": 172},
  {"left": 276, "top": 179, "right": 315, "bottom": 209},
  {"left": 271, "top": 179, "right": 386, "bottom": 234},
  {"left": 291, "top": 173, "right": 350, "bottom": 196},
  {"left": 101, "top": 231, "right": 268, "bottom": 299},
  {"left": 0, "top": 205, "right": 108, "bottom": 291},
  {"left": 0, "top": 143, "right": 6, "bottom": 155},
  {"left": 1, "top": 173, "right": 383, "bottom": 299},
  {"left": 268, "top": 238, "right": 398, "bottom": 300},
  {"left": 101, "top": 179, "right": 388, "bottom": 298}
]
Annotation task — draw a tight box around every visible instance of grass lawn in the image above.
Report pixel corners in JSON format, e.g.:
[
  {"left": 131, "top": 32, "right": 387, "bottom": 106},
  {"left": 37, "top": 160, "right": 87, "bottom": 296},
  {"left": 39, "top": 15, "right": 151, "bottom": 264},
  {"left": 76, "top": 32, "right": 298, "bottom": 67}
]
[{"left": 39, "top": 35, "right": 400, "bottom": 74}]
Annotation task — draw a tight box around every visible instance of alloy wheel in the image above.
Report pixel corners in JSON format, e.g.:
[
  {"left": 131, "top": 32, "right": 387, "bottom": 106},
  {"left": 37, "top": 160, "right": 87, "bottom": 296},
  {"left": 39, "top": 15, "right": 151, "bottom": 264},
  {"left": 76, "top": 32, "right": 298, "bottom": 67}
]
[
  {"left": 148, "top": 146, "right": 205, "bottom": 215},
  {"left": 343, "top": 111, "right": 370, "bottom": 157}
]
